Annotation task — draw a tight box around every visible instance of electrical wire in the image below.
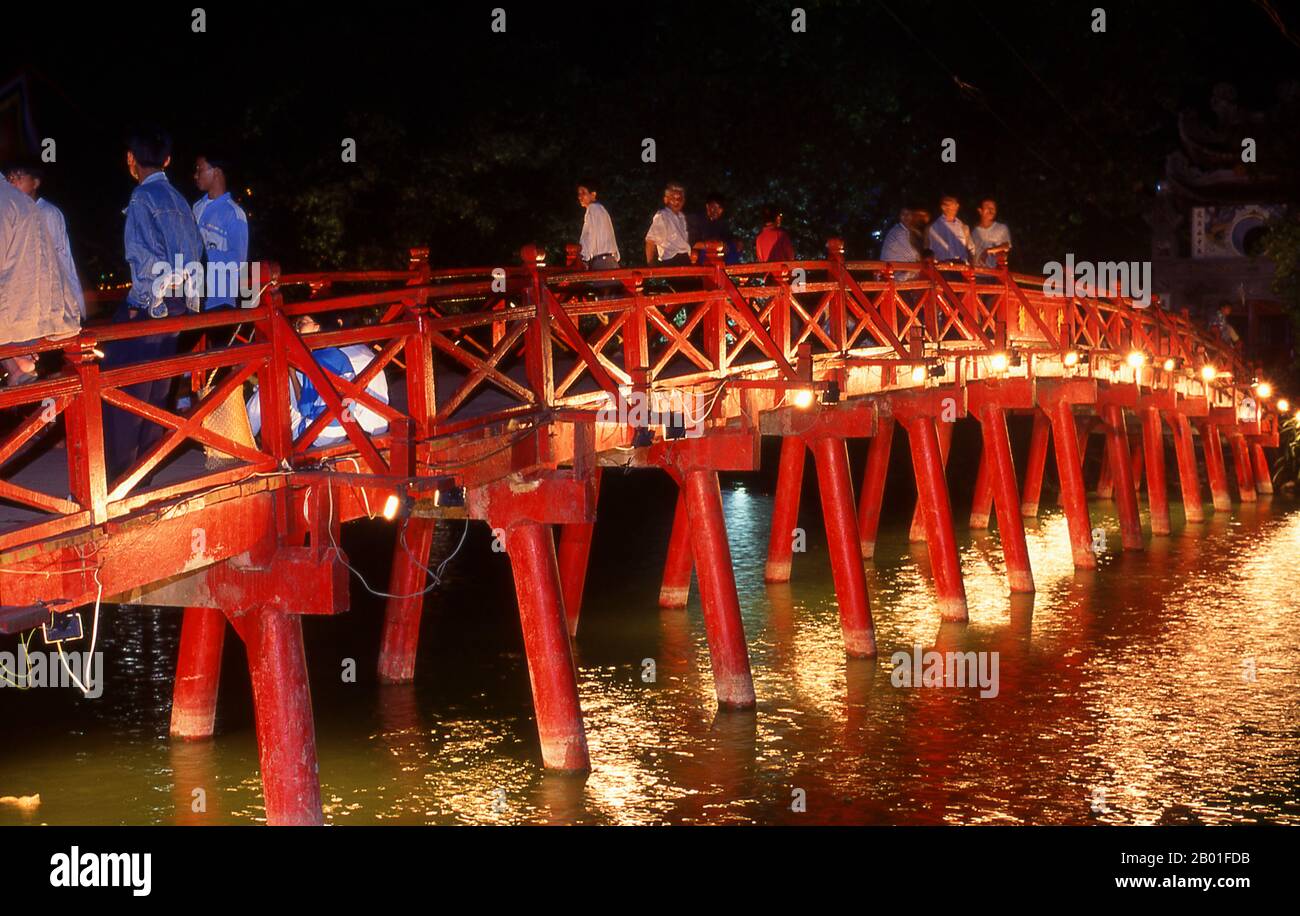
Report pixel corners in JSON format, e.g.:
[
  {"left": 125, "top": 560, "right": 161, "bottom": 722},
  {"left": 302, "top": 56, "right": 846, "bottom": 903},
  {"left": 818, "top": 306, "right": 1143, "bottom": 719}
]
[{"left": 323, "top": 483, "right": 469, "bottom": 600}]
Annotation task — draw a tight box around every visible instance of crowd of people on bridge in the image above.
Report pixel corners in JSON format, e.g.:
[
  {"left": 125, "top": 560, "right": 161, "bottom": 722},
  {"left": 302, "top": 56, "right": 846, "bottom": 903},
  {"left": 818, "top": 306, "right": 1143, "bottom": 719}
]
[
  {"left": 573, "top": 179, "right": 1013, "bottom": 274},
  {"left": 0, "top": 126, "right": 391, "bottom": 478}
]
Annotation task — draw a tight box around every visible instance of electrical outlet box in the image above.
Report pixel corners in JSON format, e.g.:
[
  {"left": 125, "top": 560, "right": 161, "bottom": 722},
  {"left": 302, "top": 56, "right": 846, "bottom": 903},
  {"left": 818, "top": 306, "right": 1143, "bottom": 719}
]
[{"left": 42, "top": 612, "right": 83, "bottom": 645}]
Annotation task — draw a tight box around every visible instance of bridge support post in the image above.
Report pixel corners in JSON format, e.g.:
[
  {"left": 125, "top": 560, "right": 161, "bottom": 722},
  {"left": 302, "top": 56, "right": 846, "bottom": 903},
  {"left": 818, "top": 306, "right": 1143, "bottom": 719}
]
[
  {"left": 558, "top": 470, "right": 602, "bottom": 635},
  {"left": 970, "top": 447, "right": 993, "bottom": 529},
  {"left": 904, "top": 416, "right": 967, "bottom": 621},
  {"left": 909, "top": 420, "right": 952, "bottom": 541},
  {"left": 1167, "top": 412, "right": 1204, "bottom": 523},
  {"left": 977, "top": 406, "right": 1034, "bottom": 593},
  {"left": 1200, "top": 422, "right": 1233, "bottom": 511},
  {"left": 1103, "top": 404, "right": 1144, "bottom": 550},
  {"left": 377, "top": 516, "right": 437, "bottom": 684},
  {"left": 1229, "top": 434, "right": 1257, "bottom": 502},
  {"left": 765, "top": 435, "right": 805, "bottom": 582},
  {"left": 1130, "top": 438, "right": 1145, "bottom": 494},
  {"left": 469, "top": 469, "right": 597, "bottom": 771},
  {"left": 504, "top": 520, "right": 591, "bottom": 771},
  {"left": 683, "top": 468, "right": 757, "bottom": 708},
  {"left": 808, "top": 436, "right": 876, "bottom": 656},
  {"left": 1096, "top": 445, "right": 1114, "bottom": 499},
  {"left": 857, "top": 417, "right": 894, "bottom": 557},
  {"left": 1141, "top": 408, "right": 1171, "bottom": 536},
  {"left": 233, "top": 606, "right": 323, "bottom": 826},
  {"left": 1021, "top": 410, "right": 1051, "bottom": 518},
  {"left": 658, "top": 488, "right": 693, "bottom": 608},
  {"left": 1046, "top": 399, "right": 1096, "bottom": 569},
  {"left": 170, "top": 606, "right": 226, "bottom": 738},
  {"left": 1251, "top": 442, "right": 1274, "bottom": 495}
]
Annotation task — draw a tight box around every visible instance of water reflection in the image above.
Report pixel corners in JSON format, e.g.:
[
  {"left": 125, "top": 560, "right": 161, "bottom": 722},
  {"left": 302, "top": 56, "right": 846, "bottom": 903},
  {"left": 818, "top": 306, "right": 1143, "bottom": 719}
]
[{"left": 0, "top": 481, "right": 1296, "bottom": 826}]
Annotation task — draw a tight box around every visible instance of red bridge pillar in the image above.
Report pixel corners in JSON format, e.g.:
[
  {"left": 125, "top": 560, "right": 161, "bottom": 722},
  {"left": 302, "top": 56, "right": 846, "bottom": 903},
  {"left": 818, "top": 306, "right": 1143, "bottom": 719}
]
[
  {"left": 910, "top": 420, "right": 952, "bottom": 542},
  {"left": 1020, "top": 410, "right": 1051, "bottom": 518},
  {"left": 902, "top": 411, "right": 967, "bottom": 621},
  {"left": 808, "top": 435, "right": 876, "bottom": 657},
  {"left": 683, "top": 468, "right": 757, "bottom": 707},
  {"left": 1230, "top": 433, "right": 1257, "bottom": 502},
  {"left": 470, "top": 471, "right": 597, "bottom": 772},
  {"left": 505, "top": 520, "right": 590, "bottom": 771},
  {"left": 558, "top": 469, "right": 602, "bottom": 635},
  {"left": 764, "top": 435, "right": 805, "bottom": 583},
  {"left": 977, "top": 405, "right": 1035, "bottom": 593},
  {"left": 1200, "top": 421, "right": 1233, "bottom": 511},
  {"left": 1096, "top": 444, "right": 1114, "bottom": 499},
  {"left": 230, "top": 606, "right": 323, "bottom": 826},
  {"left": 647, "top": 428, "right": 759, "bottom": 708},
  {"left": 1141, "top": 407, "right": 1171, "bottom": 536},
  {"left": 969, "top": 447, "right": 993, "bottom": 529},
  {"left": 857, "top": 417, "right": 894, "bottom": 557},
  {"left": 659, "top": 488, "right": 693, "bottom": 608},
  {"left": 1251, "top": 442, "right": 1274, "bottom": 495},
  {"left": 1040, "top": 383, "right": 1097, "bottom": 569},
  {"left": 377, "top": 516, "right": 437, "bottom": 683},
  {"left": 1103, "top": 404, "right": 1144, "bottom": 550},
  {"left": 1166, "top": 411, "right": 1205, "bottom": 523},
  {"left": 170, "top": 606, "right": 226, "bottom": 738}
]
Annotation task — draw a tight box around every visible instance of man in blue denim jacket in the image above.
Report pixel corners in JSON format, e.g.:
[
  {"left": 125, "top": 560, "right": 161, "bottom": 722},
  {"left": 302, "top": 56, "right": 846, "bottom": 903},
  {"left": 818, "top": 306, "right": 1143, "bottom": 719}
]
[{"left": 103, "top": 127, "right": 205, "bottom": 480}]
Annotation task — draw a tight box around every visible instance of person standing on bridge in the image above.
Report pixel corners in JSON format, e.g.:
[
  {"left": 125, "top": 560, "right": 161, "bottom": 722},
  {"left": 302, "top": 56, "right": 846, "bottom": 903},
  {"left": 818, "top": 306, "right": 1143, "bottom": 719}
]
[
  {"left": 0, "top": 162, "right": 82, "bottom": 385},
  {"left": 102, "top": 127, "right": 205, "bottom": 479},
  {"left": 689, "top": 192, "right": 742, "bottom": 265},
  {"left": 880, "top": 206, "right": 930, "bottom": 280},
  {"left": 6, "top": 162, "right": 86, "bottom": 319},
  {"left": 644, "top": 182, "right": 692, "bottom": 267},
  {"left": 192, "top": 151, "right": 249, "bottom": 310},
  {"left": 970, "top": 197, "right": 1012, "bottom": 268},
  {"left": 577, "top": 179, "right": 620, "bottom": 271},
  {"left": 755, "top": 205, "right": 796, "bottom": 262},
  {"left": 926, "top": 195, "right": 974, "bottom": 265}
]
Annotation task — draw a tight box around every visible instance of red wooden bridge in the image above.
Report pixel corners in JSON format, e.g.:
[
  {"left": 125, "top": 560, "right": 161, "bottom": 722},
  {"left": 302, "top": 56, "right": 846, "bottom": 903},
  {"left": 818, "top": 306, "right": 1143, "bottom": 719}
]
[{"left": 0, "top": 241, "right": 1284, "bottom": 824}]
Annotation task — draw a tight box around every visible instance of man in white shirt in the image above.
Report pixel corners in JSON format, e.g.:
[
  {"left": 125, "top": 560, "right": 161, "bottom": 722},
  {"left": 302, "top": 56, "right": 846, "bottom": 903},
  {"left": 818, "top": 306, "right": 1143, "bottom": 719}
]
[
  {"left": 0, "top": 172, "right": 81, "bottom": 385},
  {"left": 644, "top": 182, "right": 692, "bottom": 266},
  {"left": 926, "top": 195, "right": 975, "bottom": 264},
  {"left": 970, "top": 198, "right": 1012, "bottom": 268},
  {"left": 577, "top": 179, "right": 620, "bottom": 270},
  {"left": 6, "top": 164, "right": 85, "bottom": 321}
]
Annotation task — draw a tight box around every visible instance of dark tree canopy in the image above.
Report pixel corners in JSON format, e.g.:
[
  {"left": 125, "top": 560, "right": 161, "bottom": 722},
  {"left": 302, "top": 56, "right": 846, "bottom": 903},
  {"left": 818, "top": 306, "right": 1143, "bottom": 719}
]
[{"left": 8, "top": 0, "right": 1300, "bottom": 280}]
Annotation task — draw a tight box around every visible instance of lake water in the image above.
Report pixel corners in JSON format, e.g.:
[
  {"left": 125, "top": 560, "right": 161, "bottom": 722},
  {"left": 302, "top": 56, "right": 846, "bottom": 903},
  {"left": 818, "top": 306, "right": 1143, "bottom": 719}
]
[{"left": 2, "top": 437, "right": 1297, "bottom": 826}]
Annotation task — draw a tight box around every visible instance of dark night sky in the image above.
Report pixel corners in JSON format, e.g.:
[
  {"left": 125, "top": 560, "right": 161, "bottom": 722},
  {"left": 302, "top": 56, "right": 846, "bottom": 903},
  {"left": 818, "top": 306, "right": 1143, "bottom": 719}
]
[{"left": 7, "top": 1, "right": 1300, "bottom": 281}]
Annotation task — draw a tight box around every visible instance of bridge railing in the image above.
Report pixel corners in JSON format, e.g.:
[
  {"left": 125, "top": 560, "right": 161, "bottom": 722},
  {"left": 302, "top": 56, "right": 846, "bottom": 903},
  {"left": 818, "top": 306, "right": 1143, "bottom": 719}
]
[{"left": 0, "top": 241, "right": 1266, "bottom": 554}]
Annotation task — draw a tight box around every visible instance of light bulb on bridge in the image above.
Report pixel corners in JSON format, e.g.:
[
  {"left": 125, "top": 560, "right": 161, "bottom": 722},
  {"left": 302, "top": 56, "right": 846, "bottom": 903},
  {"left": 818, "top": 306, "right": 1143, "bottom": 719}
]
[
  {"left": 1126, "top": 350, "right": 1146, "bottom": 369},
  {"left": 1162, "top": 357, "right": 1176, "bottom": 372},
  {"left": 382, "top": 493, "right": 402, "bottom": 521},
  {"left": 1063, "top": 350, "right": 1080, "bottom": 367},
  {"left": 792, "top": 388, "right": 815, "bottom": 409},
  {"left": 989, "top": 352, "right": 1009, "bottom": 372},
  {"left": 1201, "top": 365, "right": 1217, "bottom": 382},
  {"left": 1277, "top": 398, "right": 1290, "bottom": 413},
  {"left": 910, "top": 365, "right": 927, "bottom": 383},
  {"left": 1256, "top": 382, "right": 1272, "bottom": 399}
]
